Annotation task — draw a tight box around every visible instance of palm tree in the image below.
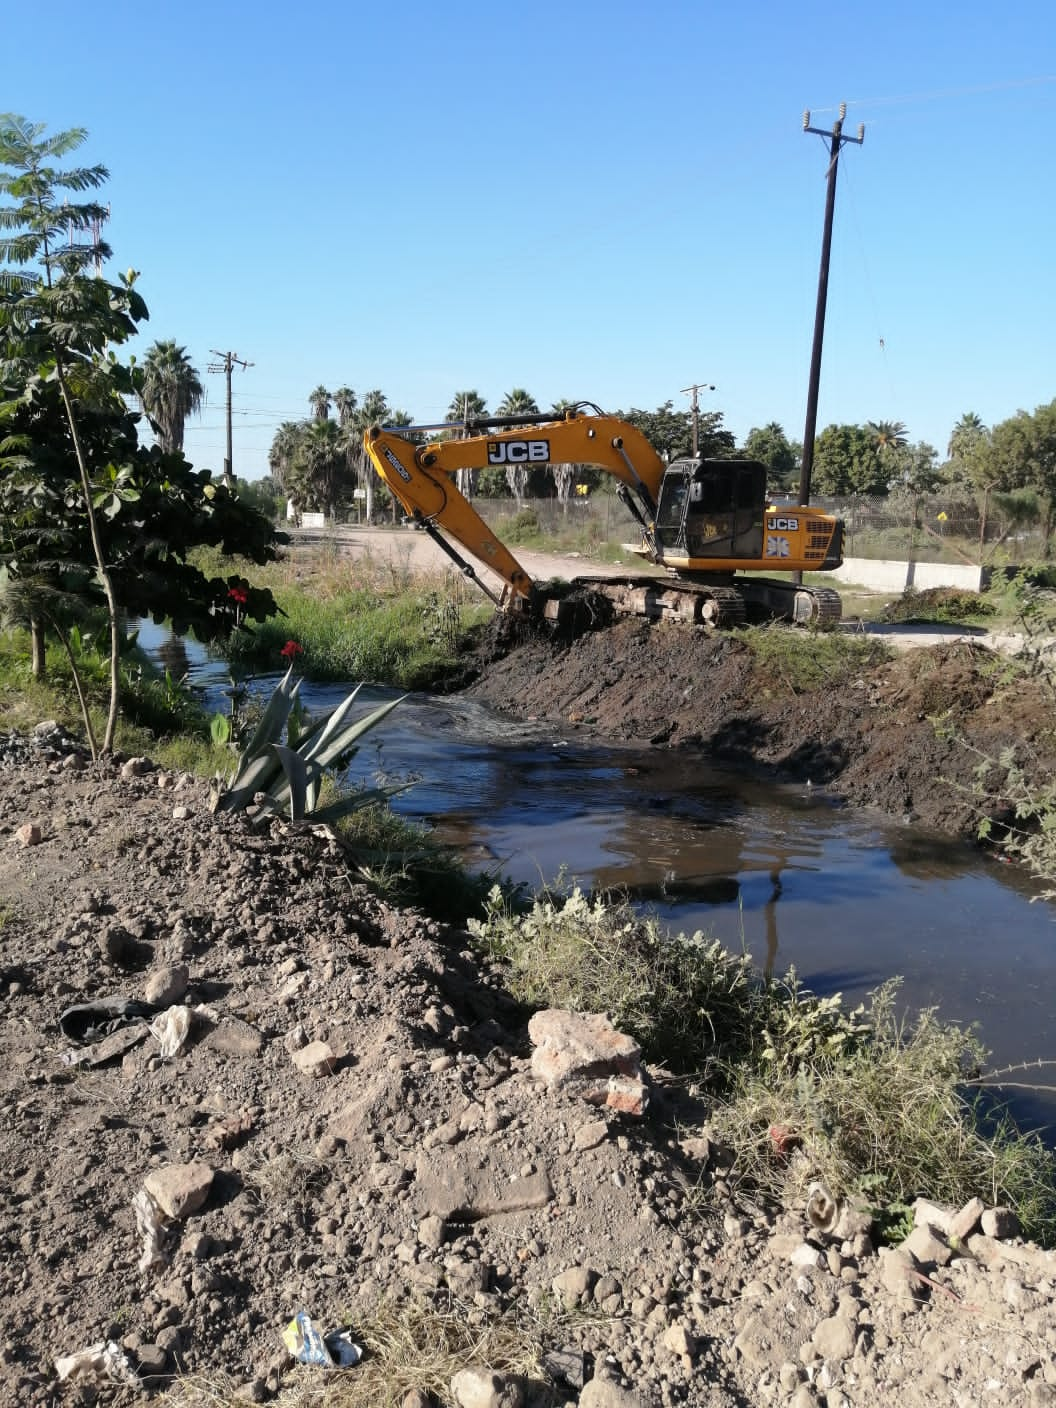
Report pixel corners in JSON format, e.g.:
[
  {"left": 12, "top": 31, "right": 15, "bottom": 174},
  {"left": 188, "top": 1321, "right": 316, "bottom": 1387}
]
[
  {"left": 866, "top": 420, "right": 909, "bottom": 456},
  {"left": 333, "top": 387, "right": 357, "bottom": 428},
  {"left": 268, "top": 420, "right": 305, "bottom": 491},
  {"left": 446, "top": 391, "right": 488, "bottom": 497},
  {"left": 309, "top": 385, "right": 331, "bottom": 422},
  {"left": 139, "top": 340, "right": 204, "bottom": 453},
  {"left": 951, "top": 411, "right": 991, "bottom": 470},
  {"left": 299, "top": 418, "right": 346, "bottom": 520},
  {"left": 497, "top": 388, "right": 539, "bottom": 502}
]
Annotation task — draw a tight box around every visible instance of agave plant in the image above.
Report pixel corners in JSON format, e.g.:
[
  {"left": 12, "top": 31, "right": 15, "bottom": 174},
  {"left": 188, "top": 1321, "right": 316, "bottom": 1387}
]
[{"left": 210, "top": 666, "right": 406, "bottom": 825}]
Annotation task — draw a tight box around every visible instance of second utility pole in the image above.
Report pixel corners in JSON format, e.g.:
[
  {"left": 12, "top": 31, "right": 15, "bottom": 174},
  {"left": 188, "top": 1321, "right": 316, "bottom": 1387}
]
[
  {"left": 681, "top": 381, "right": 715, "bottom": 456},
  {"left": 208, "top": 350, "right": 253, "bottom": 489},
  {"left": 798, "top": 104, "right": 864, "bottom": 506}
]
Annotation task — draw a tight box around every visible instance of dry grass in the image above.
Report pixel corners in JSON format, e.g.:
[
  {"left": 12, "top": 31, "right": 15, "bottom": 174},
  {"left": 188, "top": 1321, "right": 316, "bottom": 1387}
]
[{"left": 162, "top": 1298, "right": 562, "bottom": 1408}]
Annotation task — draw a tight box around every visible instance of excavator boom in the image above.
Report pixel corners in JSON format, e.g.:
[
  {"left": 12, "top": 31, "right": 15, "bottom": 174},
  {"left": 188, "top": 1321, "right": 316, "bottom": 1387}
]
[{"left": 362, "top": 407, "right": 844, "bottom": 626}]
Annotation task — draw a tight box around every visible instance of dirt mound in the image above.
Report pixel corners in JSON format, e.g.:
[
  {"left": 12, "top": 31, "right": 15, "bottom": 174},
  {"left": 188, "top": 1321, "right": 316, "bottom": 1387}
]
[{"left": 464, "top": 621, "right": 1056, "bottom": 837}]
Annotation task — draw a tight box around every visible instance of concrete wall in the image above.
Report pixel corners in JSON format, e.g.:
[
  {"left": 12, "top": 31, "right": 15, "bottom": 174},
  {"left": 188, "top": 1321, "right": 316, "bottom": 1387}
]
[{"left": 832, "top": 558, "right": 991, "bottom": 593}]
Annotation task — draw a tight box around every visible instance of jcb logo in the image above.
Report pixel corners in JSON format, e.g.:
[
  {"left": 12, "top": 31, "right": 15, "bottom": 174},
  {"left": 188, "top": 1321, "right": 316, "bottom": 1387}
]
[
  {"left": 383, "top": 447, "right": 412, "bottom": 483},
  {"left": 767, "top": 516, "right": 799, "bottom": 532},
  {"left": 487, "top": 440, "right": 550, "bottom": 465}
]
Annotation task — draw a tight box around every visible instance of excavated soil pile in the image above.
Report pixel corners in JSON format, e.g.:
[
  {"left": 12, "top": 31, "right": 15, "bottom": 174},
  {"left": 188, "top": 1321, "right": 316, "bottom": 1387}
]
[
  {"left": 465, "top": 618, "right": 1056, "bottom": 838},
  {"left": 1, "top": 726, "right": 1055, "bottom": 1407}
]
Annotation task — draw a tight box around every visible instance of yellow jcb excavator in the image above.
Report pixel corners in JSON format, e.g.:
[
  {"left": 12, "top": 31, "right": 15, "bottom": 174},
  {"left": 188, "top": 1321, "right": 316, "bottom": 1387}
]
[{"left": 363, "top": 403, "right": 844, "bottom": 628}]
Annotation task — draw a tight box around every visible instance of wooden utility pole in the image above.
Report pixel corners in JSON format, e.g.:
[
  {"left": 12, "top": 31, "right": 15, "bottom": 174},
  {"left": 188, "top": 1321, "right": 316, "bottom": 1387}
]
[
  {"left": 207, "top": 350, "right": 253, "bottom": 488},
  {"left": 681, "top": 381, "right": 715, "bottom": 456},
  {"left": 798, "top": 104, "right": 864, "bottom": 506}
]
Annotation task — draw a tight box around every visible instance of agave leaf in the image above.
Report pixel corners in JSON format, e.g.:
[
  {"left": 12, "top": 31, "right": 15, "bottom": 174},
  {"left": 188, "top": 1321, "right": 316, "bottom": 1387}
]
[
  {"left": 300, "top": 693, "right": 407, "bottom": 773},
  {"left": 230, "top": 665, "right": 299, "bottom": 778},
  {"left": 212, "top": 749, "right": 285, "bottom": 813},
  {"left": 310, "top": 781, "right": 412, "bottom": 827},
  {"left": 270, "top": 743, "right": 313, "bottom": 821}
]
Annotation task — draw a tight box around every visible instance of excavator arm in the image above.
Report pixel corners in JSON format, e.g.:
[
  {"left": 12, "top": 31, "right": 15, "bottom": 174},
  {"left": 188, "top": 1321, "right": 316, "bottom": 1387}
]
[{"left": 363, "top": 410, "right": 668, "bottom": 603}]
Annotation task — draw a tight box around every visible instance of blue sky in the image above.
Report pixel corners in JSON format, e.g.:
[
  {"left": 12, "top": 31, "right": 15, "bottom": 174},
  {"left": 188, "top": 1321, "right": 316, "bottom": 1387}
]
[{"left": 6, "top": 0, "right": 1055, "bottom": 479}]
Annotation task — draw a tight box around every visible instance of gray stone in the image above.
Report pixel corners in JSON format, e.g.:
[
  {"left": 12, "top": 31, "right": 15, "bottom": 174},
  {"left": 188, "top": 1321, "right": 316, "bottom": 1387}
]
[
  {"left": 902, "top": 1224, "right": 952, "bottom": 1267},
  {"left": 812, "top": 1314, "right": 856, "bottom": 1362},
  {"left": 414, "top": 1150, "right": 553, "bottom": 1220},
  {"left": 948, "top": 1196, "right": 985, "bottom": 1242},
  {"left": 200, "top": 1018, "right": 265, "bottom": 1058},
  {"left": 144, "top": 964, "right": 189, "bottom": 1007},
  {"left": 574, "top": 1119, "right": 610, "bottom": 1151},
  {"left": 292, "top": 1040, "right": 336, "bottom": 1077},
  {"left": 417, "top": 1214, "right": 446, "bottom": 1250},
  {"left": 542, "top": 1347, "right": 586, "bottom": 1389},
  {"left": 135, "top": 1344, "right": 168, "bottom": 1376},
  {"left": 579, "top": 1377, "right": 649, "bottom": 1408},
  {"left": 552, "top": 1265, "right": 597, "bottom": 1308},
  {"left": 662, "top": 1322, "right": 697, "bottom": 1358},
  {"left": 450, "top": 1367, "right": 523, "bottom": 1408},
  {"left": 143, "top": 1162, "right": 214, "bottom": 1219}
]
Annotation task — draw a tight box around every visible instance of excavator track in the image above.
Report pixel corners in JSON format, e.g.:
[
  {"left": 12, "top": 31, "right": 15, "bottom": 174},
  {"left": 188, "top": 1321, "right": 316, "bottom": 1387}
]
[
  {"left": 540, "top": 577, "right": 748, "bottom": 630},
  {"left": 533, "top": 576, "right": 841, "bottom": 631}
]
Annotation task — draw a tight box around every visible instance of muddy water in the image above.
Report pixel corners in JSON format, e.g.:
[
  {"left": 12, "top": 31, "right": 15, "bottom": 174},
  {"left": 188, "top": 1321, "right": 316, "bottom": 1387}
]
[{"left": 140, "top": 622, "right": 1056, "bottom": 1133}]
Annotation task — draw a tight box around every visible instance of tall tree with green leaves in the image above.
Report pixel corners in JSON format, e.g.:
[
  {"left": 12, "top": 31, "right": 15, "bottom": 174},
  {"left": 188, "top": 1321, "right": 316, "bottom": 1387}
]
[
  {"left": 944, "top": 412, "right": 990, "bottom": 489},
  {"left": 0, "top": 114, "right": 282, "bottom": 753},
  {"left": 742, "top": 422, "right": 798, "bottom": 491},
  {"left": 811, "top": 424, "right": 888, "bottom": 496},
  {"left": 619, "top": 401, "right": 735, "bottom": 462},
  {"left": 139, "top": 339, "right": 203, "bottom": 452}
]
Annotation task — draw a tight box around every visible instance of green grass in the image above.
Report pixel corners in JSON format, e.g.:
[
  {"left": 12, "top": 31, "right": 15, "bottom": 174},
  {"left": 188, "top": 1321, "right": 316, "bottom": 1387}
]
[
  {"left": 469, "top": 887, "right": 1056, "bottom": 1244},
  {"left": 225, "top": 584, "right": 489, "bottom": 689},
  {"left": 737, "top": 623, "right": 893, "bottom": 694}
]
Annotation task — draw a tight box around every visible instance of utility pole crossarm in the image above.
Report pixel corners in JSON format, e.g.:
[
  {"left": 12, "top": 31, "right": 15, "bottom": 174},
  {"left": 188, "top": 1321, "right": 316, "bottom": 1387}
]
[{"left": 207, "top": 349, "right": 254, "bottom": 489}]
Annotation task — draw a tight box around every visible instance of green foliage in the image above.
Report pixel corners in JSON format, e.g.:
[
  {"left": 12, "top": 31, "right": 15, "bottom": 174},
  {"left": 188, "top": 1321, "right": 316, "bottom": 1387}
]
[
  {"left": 226, "top": 586, "right": 480, "bottom": 691},
  {"left": 618, "top": 401, "right": 735, "bottom": 461},
  {"left": 881, "top": 586, "right": 996, "bottom": 625},
  {"left": 711, "top": 983, "right": 1056, "bottom": 1244},
  {"left": 0, "top": 113, "right": 285, "bottom": 754},
  {"left": 811, "top": 423, "right": 890, "bottom": 496},
  {"left": 211, "top": 666, "right": 406, "bottom": 825},
  {"left": 468, "top": 886, "right": 867, "bottom": 1076},
  {"left": 470, "top": 887, "right": 1056, "bottom": 1242},
  {"left": 738, "top": 624, "right": 892, "bottom": 694},
  {"left": 336, "top": 804, "right": 498, "bottom": 923},
  {"left": 742, "top": 422, "right": 799, "bottom": 490}
]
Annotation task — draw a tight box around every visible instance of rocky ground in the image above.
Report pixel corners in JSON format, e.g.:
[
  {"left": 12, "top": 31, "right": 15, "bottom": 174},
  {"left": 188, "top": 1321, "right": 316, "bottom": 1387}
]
[{"left": 2, "top": 713, "right": 1056, "bottom": 1408}]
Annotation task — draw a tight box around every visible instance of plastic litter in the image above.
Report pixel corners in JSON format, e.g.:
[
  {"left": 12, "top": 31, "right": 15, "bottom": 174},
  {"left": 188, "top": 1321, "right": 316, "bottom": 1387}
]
[
  {"left": 133, "top": 1187, "right": 170, "bottom": 1273},
  {"left": 150, "top": 1004, "right": 192, "bottom": 1059},
  {"left": 59, "top": 995, "right": 154, "bottom": 1042},
  {"left": 283, "top": 1311, "right": 362, "bottom": 1368},
  {"left": 54, "top": 1340, "right": 142, "bottom": 1387}
]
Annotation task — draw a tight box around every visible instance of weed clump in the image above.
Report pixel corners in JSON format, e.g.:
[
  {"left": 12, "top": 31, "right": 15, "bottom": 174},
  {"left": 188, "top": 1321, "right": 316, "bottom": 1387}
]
[{"left": 469, "top": 887, "right": 1056, "bottom": 1244}]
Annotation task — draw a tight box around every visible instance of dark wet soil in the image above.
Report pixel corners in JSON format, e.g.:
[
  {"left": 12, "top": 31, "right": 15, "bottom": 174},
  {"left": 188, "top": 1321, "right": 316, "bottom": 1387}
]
[{"left": 463, "top": 614, "right": 1056, "bottom": 839}]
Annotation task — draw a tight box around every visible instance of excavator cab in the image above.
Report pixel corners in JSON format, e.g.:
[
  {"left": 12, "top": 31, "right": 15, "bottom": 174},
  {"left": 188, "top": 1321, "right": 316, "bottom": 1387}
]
[{"left": 655, "top": 459, "right": 767, "bottom": 561}]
